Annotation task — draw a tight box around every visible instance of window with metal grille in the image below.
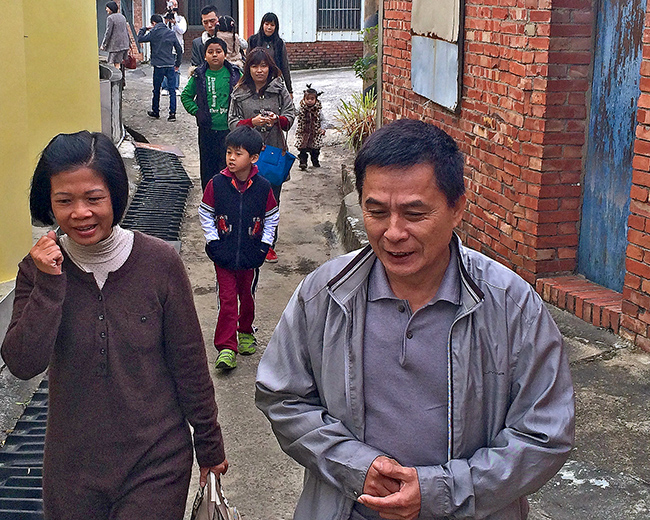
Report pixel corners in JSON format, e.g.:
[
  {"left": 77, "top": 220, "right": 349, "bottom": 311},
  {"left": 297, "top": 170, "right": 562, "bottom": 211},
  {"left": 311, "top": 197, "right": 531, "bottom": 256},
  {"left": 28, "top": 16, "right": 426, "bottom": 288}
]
[
  {"left": 317, "top": 0, "right": 361, "bottom": 31},
  {"left": 187, "top": 0, "right": 231, "bottom": 26}
]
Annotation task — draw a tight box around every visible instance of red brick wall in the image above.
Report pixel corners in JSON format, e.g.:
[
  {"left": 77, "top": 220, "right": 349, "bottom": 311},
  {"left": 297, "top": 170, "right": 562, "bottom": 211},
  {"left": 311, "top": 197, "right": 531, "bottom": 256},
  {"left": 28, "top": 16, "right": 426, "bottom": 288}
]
[
  {"left": 182, "top": 29, "right": 362, "bottom": 68},
  {"left": 133, "top": 0, "right": 142, "bottom": 30},
  {"left": 622, "top": 0, "right": 650, "bottom": 351},
  {"left": 381, "top": 0, "right": 593, "bottom": 285},
  {"left": 286, "top": 41, "right": 363, "bottom": 69}
]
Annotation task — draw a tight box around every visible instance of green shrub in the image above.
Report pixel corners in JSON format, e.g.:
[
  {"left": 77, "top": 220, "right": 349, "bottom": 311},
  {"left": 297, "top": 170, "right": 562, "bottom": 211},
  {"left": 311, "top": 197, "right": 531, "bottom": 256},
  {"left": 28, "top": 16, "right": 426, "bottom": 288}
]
[
  {"left": 353, "top": 26, "right": 378, "bottom": 84},
  {"left": 335, "top": 90, "right": 377, "bottom": 152}
]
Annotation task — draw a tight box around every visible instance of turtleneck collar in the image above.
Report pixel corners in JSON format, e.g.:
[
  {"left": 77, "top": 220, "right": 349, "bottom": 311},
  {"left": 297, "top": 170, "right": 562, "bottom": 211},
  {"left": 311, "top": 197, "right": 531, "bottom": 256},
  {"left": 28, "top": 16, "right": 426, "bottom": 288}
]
[{"left": 59, "top": 225, "right": 135, "bottom": 289}]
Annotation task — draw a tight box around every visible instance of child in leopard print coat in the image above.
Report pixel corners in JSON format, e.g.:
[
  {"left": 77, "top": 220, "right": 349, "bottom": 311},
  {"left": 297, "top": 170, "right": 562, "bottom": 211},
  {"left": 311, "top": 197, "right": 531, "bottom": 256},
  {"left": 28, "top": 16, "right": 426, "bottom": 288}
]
[{"left": 296, "top": 84, "right": 325, "bottom": 169}]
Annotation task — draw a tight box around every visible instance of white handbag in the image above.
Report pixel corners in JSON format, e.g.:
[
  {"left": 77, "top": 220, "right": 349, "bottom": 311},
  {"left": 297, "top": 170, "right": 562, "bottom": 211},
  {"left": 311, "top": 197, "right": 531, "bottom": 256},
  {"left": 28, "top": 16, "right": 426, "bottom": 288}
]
[{"left": 190, "top": 472, "right": 240, "bottom": 520}]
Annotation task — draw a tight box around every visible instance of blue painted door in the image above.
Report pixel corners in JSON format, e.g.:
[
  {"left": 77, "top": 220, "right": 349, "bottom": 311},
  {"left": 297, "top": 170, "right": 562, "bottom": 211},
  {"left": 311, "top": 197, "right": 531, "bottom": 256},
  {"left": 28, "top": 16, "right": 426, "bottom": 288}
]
[{"left": 578, "top": 0, "right": 644, "bottom": 292}]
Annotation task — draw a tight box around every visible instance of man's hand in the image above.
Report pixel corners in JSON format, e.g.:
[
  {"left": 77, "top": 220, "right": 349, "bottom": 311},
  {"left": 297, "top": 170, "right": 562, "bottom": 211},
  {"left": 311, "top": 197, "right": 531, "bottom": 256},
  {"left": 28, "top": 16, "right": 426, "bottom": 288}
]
[
  {"left": 362, "top": 456, "right": 400, "bottom": 497},
  {"left": 30, "top": 231, "right": 63, "bottom": 275},
  {"left": 199, "top": 459, "right": 229, "bottom": 487},
  {"left": 358, "top": 456, "right": 421, "bottom": 520}
]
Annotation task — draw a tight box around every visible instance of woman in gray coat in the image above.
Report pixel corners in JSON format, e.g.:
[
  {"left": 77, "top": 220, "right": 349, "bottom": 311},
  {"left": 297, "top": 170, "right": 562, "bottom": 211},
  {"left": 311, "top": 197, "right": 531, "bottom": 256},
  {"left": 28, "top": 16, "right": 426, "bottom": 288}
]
[
  {"left": 101, "top": 1, "right": 130, "bottom": 69},
  {"left": 228, "top": 47, "right": 295, "bottom": 262}
]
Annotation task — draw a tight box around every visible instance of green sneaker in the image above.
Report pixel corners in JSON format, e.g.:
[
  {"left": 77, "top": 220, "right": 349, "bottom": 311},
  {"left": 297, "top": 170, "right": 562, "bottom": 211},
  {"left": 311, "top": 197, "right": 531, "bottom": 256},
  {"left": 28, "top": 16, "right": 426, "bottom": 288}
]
[
  {"left": 237, "top": 332, "right": 257, "bottom": 355},
  {"left": 215, "top": 349, "right": 237, "bottom": 369}
]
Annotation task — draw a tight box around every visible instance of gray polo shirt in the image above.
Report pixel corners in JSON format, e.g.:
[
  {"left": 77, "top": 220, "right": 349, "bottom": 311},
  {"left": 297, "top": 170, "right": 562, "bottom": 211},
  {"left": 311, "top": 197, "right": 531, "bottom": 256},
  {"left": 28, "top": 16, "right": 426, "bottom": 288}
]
[{"left": 352, "top": 246, "right": 461, "bottom": 520}]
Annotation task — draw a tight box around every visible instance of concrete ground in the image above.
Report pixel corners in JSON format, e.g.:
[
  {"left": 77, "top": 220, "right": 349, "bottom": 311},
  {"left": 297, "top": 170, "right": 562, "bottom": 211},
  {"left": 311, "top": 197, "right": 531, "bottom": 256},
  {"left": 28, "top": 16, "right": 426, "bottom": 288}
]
[
  {"left": 121, "top": 63, "right": 359, "bottom": 519},
  {"left": 1, "top": 62, "right": 650, "bottom": 519}
]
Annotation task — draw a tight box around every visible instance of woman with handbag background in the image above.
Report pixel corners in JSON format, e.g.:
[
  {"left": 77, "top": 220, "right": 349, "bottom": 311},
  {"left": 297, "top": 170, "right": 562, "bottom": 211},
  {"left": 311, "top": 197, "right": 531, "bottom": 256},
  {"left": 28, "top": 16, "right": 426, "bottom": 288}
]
[
  {"left": 1, "top": 131, "right": 228, "bottom": 520},
  {"left": 228, "top": 47, "right": 295, "bottom": 263}
]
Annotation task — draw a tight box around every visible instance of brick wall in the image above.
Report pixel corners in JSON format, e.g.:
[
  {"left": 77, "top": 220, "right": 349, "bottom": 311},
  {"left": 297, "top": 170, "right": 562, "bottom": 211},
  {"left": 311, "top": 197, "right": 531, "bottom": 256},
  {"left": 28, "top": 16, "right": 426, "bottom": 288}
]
[
  {"left": 382, "top": 0, "right": 593, "bottom": 285},
  {"left": 133, "top": 0, "right": 142, "bottom": 30},
  {"left": 622, "top": 0, "right": 650, "bottom": 351},
  {"left": 286, "top": 41, "right": 363, "bottom": 69},
  {"left": 182, "top": 28, "right": 362, "bottom": 68}
]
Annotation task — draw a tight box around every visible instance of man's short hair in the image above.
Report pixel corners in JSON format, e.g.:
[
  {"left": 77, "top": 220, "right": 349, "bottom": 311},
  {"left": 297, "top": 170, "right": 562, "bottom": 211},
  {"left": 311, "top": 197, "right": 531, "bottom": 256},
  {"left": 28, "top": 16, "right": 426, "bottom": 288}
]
[
  {"left": 204, "top": 37, "right": 227, "bottom": 55},
  {"left": 225, "top": 127, "right": 263, "bottom": 157},
  {"left": 151, "top": 14, "right": 164, "bottom": 24},
  {"left": 354, "top": 119, "right": 466, "bottom": 207},
  {"left": 201, "top": 5, "right": 218, "bottom": 16}
]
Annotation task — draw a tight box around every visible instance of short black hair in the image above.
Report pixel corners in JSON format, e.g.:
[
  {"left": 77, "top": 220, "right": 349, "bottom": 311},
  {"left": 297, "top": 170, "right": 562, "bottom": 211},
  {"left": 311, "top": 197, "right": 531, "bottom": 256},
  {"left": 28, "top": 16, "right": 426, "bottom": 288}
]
[
  {"left": 151, "top": 14, "right": 163, "bottom": 24},
  {"left": 30, "top": 131, "right": 129, "bottom": 226},
  {"left": 201, "top": 5, "right": 218, "bottom": 16},
  {"left": 106, "top": 1, "right": 119, "bottom": 14},
  {"left": 225, "top": 127, "right": 263, "bottom": 156},
  {"left": 354, "top": 119, "right": 465, "bottom": 207},
  {"left": 204, "top": 37, "right": 227, "bottom": 55}
]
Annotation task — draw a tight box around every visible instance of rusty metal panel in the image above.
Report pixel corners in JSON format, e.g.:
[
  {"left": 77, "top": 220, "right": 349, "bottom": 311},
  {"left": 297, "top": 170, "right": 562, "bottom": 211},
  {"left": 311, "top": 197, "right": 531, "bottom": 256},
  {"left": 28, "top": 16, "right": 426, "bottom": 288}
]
[
  {"left": 412, "top": 0, "right": 460, "bottom": 42},
  {"left": 578, "top": 0, "right": 644, "bottom": 291},
  {"left": 411, "top": 35, "right": 459, "bottom": 111}
]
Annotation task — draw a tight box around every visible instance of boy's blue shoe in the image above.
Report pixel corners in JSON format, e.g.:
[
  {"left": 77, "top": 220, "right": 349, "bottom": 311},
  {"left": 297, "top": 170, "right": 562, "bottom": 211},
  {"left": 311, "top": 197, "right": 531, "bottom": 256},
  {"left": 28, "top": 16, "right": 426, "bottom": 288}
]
[
  {"left": 215, "top": 349, "right": 237, "bottom": 369},
  {"left": 237, "top": 332, "right": 257, "bottom": 355}
]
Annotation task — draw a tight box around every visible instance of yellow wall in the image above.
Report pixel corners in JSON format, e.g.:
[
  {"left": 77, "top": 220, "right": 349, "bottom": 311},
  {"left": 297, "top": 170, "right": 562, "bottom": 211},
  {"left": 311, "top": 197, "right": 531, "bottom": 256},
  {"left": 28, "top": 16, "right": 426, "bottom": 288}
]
[{"left": 0, "top": 1, "right": 102, "bottom": 283}]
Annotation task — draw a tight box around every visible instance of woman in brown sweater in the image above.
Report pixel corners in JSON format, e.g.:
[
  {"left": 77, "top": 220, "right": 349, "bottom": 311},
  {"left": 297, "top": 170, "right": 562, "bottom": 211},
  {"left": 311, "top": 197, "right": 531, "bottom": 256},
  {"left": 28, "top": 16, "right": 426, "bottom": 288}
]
[{"left": 1, "top": 131, "right": 227, "bottom": 520}]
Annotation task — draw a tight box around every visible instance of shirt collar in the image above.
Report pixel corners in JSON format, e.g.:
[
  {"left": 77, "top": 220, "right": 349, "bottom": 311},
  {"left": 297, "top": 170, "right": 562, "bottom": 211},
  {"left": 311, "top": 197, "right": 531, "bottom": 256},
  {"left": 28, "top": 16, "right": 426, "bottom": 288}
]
[{"left": 367, "top": 241, "right": 462, "bottom": 306}]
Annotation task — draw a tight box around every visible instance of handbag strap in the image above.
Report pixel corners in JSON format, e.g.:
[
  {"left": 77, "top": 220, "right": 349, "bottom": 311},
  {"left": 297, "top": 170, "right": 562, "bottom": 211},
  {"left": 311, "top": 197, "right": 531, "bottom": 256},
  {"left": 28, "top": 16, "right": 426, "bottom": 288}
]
[{"left": 260, "top": 121, "right": 289, "bottom": 152}]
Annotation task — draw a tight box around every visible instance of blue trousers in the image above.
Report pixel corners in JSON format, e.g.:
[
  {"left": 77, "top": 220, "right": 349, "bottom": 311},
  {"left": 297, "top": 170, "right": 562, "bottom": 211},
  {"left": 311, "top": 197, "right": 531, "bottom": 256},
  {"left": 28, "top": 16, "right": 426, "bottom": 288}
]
[
  {"left": 162, "top": 70, "right": 180, "bottom": 91},
  {"left": 152, "top": 66, "right": 176, "bottom": 116}
]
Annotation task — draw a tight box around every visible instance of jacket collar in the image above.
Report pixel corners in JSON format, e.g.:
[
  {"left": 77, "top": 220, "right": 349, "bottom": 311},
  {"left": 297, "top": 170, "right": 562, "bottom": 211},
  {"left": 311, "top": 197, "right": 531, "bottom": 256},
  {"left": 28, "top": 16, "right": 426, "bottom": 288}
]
[
  {"left": 327, "top": 233, "right": 484, "bottom": 308},
  {"left": 220, "top": 165, "right": 259, "bottom": 192}
]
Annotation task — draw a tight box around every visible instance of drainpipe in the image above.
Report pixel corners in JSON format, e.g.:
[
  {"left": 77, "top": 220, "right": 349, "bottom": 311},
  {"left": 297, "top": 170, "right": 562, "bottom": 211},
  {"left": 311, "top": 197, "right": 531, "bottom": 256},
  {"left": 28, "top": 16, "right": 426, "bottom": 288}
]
[{"left": 376, "top": 0, "right": 383, "bottom": 127}]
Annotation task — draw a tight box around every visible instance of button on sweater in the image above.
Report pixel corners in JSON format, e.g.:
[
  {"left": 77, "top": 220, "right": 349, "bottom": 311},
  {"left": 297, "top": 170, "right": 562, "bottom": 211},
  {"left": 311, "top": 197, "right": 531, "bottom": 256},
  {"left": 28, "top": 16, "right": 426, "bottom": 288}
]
[{"left": 2, "top": 231, "right": 225, "bottom": 498}]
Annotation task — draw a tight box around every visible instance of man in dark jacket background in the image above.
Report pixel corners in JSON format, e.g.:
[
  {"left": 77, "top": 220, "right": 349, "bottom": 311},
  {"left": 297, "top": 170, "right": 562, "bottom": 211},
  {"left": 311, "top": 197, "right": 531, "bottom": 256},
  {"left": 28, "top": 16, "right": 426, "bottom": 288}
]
[
  {"left": 190, "top": 5, "right": 220, "bottom": 70},
  {"left": 138, "top": 14, "right": 183, "bottom": 121}
]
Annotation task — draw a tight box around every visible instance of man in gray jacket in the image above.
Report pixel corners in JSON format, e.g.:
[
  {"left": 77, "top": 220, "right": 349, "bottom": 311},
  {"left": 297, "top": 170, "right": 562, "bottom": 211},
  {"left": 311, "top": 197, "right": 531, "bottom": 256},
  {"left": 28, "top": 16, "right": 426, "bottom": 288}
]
[
  {"left": 137, "top": 14, "right": 183, "bottom": 121},
  {"left": 256, "top": 119, "right": 575, "bottom": 520}
]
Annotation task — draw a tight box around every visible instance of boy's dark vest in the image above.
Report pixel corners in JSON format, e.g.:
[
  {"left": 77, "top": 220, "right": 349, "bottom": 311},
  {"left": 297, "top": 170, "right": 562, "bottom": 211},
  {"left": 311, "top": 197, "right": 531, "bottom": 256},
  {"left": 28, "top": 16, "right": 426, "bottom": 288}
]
[{"left": 207, "top": 173, "right": 271, "bottom": 270}]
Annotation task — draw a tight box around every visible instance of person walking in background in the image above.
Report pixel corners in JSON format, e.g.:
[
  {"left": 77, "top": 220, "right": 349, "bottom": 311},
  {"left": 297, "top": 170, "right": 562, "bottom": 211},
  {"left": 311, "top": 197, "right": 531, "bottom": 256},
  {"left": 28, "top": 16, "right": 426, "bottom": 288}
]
[
  {"left": 217, "top": 15, "right": 246, "bottom": 70},
  {"left": 161, "top": 0, "right": 187, "bottom": 96},
  {"left": 247, "top": 12, "right": 293, "bottom": 96},
  {"left": 137, "top": 14, "right": 183, "bottom": 121},
  {"left": 228, "top": 47, "right": 295, "bottom": 263},
  {"left": 100, "top": 1, "right": 130, "bottom": 85},
  {"left": 2, "top": 131, "right": 228, "bottom": 520},
  {"left": 296, "top": 84, "right": 325, "bottom": 170},
  {"left": 199, "top": 127, "right": 279, "bottom": 370},
  {"left": 181, "top": 37, "right": 241, "bottom": 190},
  {"left": 190, "top": 5, "right": 220, "bottom": 71}
]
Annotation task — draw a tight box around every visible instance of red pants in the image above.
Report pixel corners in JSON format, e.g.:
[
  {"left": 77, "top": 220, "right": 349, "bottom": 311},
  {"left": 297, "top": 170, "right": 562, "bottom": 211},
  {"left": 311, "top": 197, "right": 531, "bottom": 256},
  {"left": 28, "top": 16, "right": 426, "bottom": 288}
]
[{"left": 214, "top": 265, "right": 258, "bottom": 352}]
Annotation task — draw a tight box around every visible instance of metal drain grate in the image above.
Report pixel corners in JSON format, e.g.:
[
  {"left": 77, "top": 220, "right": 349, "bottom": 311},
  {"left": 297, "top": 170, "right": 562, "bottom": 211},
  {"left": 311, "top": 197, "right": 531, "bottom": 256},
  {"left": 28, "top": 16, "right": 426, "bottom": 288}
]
[
  {"left": 0, "top": 379, "right": 48, "bottom": 519},
  {"left": 122, "top": 148, "right": 193, "bottom": 242}
]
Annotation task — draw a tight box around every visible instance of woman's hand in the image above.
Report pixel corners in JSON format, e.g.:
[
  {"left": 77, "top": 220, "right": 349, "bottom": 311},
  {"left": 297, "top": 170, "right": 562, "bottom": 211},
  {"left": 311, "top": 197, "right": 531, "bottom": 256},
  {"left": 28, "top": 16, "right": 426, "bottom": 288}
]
[
  {"left": 252, "top": 112, "right": 278, "bottom": 127},
  {"left": 251, "top": 114, "right": 269, "bottom": 127},
  {"left": 199, "top": 459, "right": 229, "bottom": 487},
  {"left": 30, "top": 231, "right": 63, "bottom": 275}
]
